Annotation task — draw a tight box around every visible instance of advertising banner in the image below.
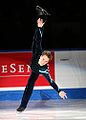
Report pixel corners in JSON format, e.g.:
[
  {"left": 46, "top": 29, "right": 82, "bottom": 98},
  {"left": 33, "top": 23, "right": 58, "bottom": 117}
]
[{"left": 0, "top": 51, "right": 55, "bottom": 87}]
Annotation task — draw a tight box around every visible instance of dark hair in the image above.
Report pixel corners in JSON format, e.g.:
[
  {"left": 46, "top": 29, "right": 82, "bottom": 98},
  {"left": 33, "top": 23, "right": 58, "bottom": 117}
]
[{"left": 42, "top": 50, "right": 53, "bottom": 61}]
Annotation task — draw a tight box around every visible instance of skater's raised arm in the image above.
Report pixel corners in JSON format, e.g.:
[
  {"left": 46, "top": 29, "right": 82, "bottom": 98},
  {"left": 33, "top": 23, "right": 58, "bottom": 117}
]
[{"left": 32, "top": 18, "right": 45, "bottom": 56}]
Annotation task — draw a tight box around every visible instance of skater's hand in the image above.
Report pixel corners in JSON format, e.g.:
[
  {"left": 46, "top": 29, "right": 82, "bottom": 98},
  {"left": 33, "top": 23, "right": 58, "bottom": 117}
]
[
  {"left": 37, "top": 18, "right": 45, "bottom": 28},
  {"left": 59, "top": 91, "right": 67, "bottom": 99}
]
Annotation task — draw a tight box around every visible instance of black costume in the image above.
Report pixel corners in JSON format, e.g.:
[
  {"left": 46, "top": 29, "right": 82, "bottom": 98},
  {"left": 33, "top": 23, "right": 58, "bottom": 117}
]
[
  {"left": 17, "top": 5, "right": 62, "bottom": 112},
  {"left": 17, "top": 26, "right": 61, "bottom": 110}
]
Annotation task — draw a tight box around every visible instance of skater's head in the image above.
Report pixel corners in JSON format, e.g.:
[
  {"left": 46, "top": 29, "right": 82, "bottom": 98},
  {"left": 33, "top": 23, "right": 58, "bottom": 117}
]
[{"left": 38, "top": 51, "right": 53, "bottom": 66}]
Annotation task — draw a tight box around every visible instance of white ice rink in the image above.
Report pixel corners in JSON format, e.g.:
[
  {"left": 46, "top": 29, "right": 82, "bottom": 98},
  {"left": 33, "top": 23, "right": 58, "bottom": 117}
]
[{"left": 0, "top": 99, "right": 86, "bottom": 120}]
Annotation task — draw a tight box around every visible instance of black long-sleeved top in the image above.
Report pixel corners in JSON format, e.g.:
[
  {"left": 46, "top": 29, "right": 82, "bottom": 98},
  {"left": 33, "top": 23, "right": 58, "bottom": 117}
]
[
  {"left": 30, "top": 27, "right": 48, "bottom": 73},
  {"left": 30, "top": 26, "right": 61, "bottom": 93}
]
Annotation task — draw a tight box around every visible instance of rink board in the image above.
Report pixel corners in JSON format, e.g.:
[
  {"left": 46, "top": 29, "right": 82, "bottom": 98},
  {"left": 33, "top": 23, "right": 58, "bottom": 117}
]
[{"left": 0, "top": 50, "right": 86, "bottom": 100}]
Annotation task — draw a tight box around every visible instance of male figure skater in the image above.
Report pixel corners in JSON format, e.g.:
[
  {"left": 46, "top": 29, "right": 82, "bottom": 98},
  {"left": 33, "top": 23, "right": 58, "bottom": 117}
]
[{"left": 17, "top": 5, "right": 67, "bottom": 112}]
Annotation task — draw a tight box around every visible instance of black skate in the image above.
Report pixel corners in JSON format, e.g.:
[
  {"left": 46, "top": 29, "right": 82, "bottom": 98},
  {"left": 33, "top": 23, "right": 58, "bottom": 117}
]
[{"left": 36, "top": 5, "right": 51, "bottom": 22}]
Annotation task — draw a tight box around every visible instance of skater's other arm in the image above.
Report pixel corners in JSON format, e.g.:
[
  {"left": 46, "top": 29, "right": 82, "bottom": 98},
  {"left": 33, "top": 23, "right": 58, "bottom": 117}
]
[
  {"left": 59, "top": 91, "right": 67, "bottom": 99},
  {"left": 42, "top": 72, "right": 67, "bottom": 99}
]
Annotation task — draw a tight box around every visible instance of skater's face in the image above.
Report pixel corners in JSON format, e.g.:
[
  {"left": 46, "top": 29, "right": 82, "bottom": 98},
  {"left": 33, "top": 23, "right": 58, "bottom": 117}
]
[{"left": 38, "top": 55, "right": 49, "bottom": 66}]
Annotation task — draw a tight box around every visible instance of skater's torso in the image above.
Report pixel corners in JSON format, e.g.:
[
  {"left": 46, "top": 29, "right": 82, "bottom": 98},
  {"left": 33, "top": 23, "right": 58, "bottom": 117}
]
[{"left": 30, "top": 27, "right": 48, "bottom": 73}]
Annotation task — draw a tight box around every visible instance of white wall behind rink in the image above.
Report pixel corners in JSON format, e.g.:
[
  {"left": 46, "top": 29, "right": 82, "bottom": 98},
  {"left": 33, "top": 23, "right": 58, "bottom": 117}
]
[{"left": 55, "top": 50, "right": 86, "bottom": 88}]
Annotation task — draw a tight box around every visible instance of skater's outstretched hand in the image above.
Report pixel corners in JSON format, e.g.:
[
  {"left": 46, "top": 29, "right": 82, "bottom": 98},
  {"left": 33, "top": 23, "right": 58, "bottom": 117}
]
[
  {"left": 59, "top": 91, "right": 67, "bottom": 99},
  {"left": 37, "top": 18, "right": 45, "bottom": 28}
]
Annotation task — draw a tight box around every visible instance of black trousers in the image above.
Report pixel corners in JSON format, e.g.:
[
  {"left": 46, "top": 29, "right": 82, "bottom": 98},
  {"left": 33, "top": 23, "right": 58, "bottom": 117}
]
[
  {"left": 20, "top": 71, "right": 60, "bottom": 108},
  {"left": 20, "top": 71, "right": 39, "bottom": 108}
]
